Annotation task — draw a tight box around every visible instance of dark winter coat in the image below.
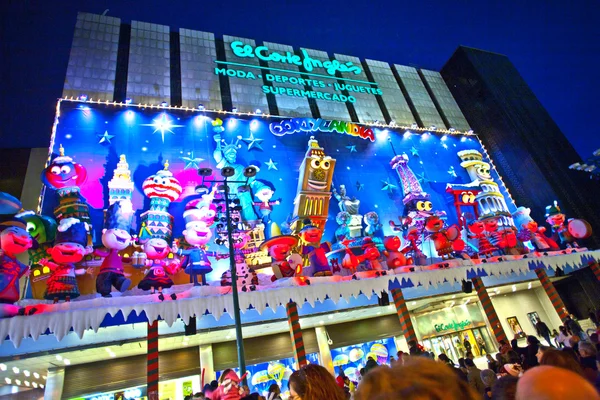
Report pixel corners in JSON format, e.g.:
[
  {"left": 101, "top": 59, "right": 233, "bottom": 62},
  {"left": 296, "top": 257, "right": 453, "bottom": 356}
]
[{"left": 511, "top": 339, "right": 539, "bottom": 369}]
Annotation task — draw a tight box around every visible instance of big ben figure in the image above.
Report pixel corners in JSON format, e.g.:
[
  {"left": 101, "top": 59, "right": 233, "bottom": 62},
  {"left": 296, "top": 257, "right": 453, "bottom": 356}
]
[{"left": 292, "top": 137, "right": 336, "bottom": 233}]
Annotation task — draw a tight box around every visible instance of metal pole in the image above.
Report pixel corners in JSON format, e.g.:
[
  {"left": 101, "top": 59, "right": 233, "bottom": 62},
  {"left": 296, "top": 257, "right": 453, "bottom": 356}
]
[{"left": 223, "top": 179, "right": 247, "bottom": 381}]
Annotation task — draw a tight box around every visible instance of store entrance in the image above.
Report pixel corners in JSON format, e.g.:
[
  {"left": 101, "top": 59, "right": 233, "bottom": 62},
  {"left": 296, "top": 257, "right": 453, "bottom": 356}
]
[{"left": 423, "top": 326, "right": 492, "bottom": 362}]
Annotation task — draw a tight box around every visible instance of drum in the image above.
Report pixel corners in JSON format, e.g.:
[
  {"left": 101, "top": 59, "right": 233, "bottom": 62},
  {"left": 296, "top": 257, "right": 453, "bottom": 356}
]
[{"left": 568, "top": 219, "right": 593, "bottom": 239}]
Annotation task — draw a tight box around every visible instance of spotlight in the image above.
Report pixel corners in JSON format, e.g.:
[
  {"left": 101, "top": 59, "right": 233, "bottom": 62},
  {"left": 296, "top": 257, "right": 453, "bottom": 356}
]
[
  {"left": 221, "top": 166, "right": 236, "bottom": 177},
  {"left": 232, "top": 107, "right": 238, "bottom": 113},
  {"left": 198, "top": 167, "right": 213, "bottom": 177},
  {"left": 160, "top": 101, "right": 168, "bottom": 107},
  {"left": 33, "top": 373, "right": 39, "bottom": 379},
  {"left": 389, "top": 120, "right": 397, "bottom": 126},
  {"left": 12, "top": 367, "right": 19, "bottom": 374},
  {"left": 4, "top": 378, "right": 10, "bottom": 384},
  {"left": 198, "top": 104, "right": 205, "bottom": 111},
  {"left": 79, "top": 94, "right": 88, "bottom": 101},
  {"left": 449, "top": 128, "right": 456, "bottom": 132},
  {"left": 255, "top": 108, "right": 262, "bottom": 115},
  {"left": 15, "top": 379, "right": 21, "bottom": 386},
  {"left": 467, "top": 129, "right": 474, "bottom": 134},
  {"left": 23, "top": 370, "right": 30, "bottom": 377},
  {"left": 429, "top": 125, "right": 437, "bottom": 131},
  {"left": 243, "top": 166, "right": 258, "bottom": 178},
  {"left": 403, "top": 131, "right": 412, "bottom": 138},
  {"left": 125, "top": 98, "right": 132, "bottom": 105},
  {"left": 0, "top": 364, "right": 6, "bottom": 371},
  {"left": 411, "top": 123, "right": 418, "bottom": 129}
]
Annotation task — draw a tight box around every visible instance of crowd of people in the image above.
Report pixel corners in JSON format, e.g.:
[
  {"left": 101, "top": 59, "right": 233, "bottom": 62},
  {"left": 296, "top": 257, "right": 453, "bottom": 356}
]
[{"left": 181, "top": 317, "right": 600, "bottom": 399}]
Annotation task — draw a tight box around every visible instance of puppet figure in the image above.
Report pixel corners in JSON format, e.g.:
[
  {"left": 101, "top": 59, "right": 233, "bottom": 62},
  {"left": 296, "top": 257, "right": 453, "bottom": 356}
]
[
  {"left": 0, "top": 218, "right": 36, "bottom": 318},
  {"left": 335, "top": 211, "right": 352, "bottom": 243},
  {"left": 16, "top": 211, "right": 57, "bottom": 266},
  {"left": 424, "top": 215, "right": 464, "bottom": 260},
  {"left": 513, "top": 206, "right": 559, "bottom": 251},
  {"left": 41, "top": 218, "right": 92, "bottom": 303},
  {"left": 259, "top": 235, "right": 302, "bottom": 281},
  {"left": 252, "top": 179, "right": 280, "bottom": 227},
  {"left": 382, "top": 236, "right": 411, "bottom": 270},
  {"left": 220, "top": 231, "right": 260, "bottom": 291},
  {"left": 545, "top": 201, "right": 592, "bottom": 248},
  {"left": 298, "top": 219, "right": 332, "bottom": 277},
  {"left": 137, "top": 237, "right": 180, "bottom": 300},
  {"left": 468, "top": 220, "right": 498, "bottom": 258},
  {"left": 364, "top": 211, "right": 383, "bottom": 237},
  {"left": 93, "top": 202, "right": 133, "bottom": 297}
]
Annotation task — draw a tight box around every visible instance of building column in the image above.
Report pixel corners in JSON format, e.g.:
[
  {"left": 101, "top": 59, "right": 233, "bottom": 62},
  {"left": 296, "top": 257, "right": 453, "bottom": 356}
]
[
  {"left": 315, "top": 326, "right": 334, "bottom": 375},
  {"left": 44, "top": 367, "right": 65, "bottom": 400},
  {"left": 588, "top": 260, "right": 600, "bottom": 281},
  {"left": 199, "top": 344, "right": 215, "bottom": 387},
  {"left": 391, "top": 288, "right": 418, "bottom": 344},
  {"left": 286, "top": 301, "right": 308, "bottom": 368},
  {"left": 147, "top": 320, "right": 159, "bottom": 400},
  {"left": 535, "top": 268, "right": 569, "bottom": 322},
  {"left": 472, "top": 277, "right": 508, "bottom": 345}
]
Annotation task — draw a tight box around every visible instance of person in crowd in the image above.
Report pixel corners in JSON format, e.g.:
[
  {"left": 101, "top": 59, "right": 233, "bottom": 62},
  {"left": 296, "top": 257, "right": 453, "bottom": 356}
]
[
  {"left": 395, "top": 351, "right": 405, "bottom": 366},
  {"left": 511, "top": 334, "right": 540, "bottom": 369},
  {"left": 438, "top": 353, "right": 454, "bottom": 366},
  {"left": 466, "top": 350, "right": 475, "bottom": 360},
  {"left": 288, "top": 364, "right": 345, "bottom": 400},
  {"left": 498, "top": 339, "right": 512, "bottom": 355},
  {"left": 534, "top": 318, "right": 554, "bottom": 347},
  {"left": 358, "top": 368, "right": 366, "bottom": 383},
  {"left": 335, "top": 368, "right": 345, "bottom": 388},
  {"left": 495, "top": 353, "right": 506, "bottom": 372},
  {"left": 267, "top": 383, "right": 281, "bottom": 400},
  {"left": 565, "top": 315, "right": 585, "bottom": 339},
  {"left": 590, "top": 332, "right": 600, "bottom": 352},
  {"left": 569, "top": 335, "right": 581, "bottom": 353},
  {"left": 535, "top": 345, "right": 550, "bottom": 364},
  {"left": 539, "top": 348, "right": 584, "bottom": 376},
  {"left": 203, "top": 383, "right": 214, "bottom": 399},
  {"left": 458, "top": 357, "right": 468, "bottom": 375},
  {"left": 364, "top": 356, "right": 379, "bottom": 374},
  {"left": 578, "top": 341, "right": 599, "bottom": 383},
  {"left": 491, "top": 375, "right": 518, "bottom": 400},
  {"left": 353, "top": 357, "right": 479, "bottom": 400},
  {"left": 478, "top": 336, "right": 488, "bottom": 355},
  {"left": 440, "top": 353, "right": 468, "bottom": 382},
  {"left": 343, "top": 376, "right": 356, "bottom": 395},
  {"left": 408, "top": 340, "right": 423, "bottom": 356},
  {"left": 193, "top": 393, "right": 206, "bottom": 400},
  {"left": 465, "top": 358, "right": 485, "bottom": 395},
  {"left": 556, "top": 325, "right": 572, "bottom": 348},
  {"left": 487, "top": 353, "right": 499, "bottom": 372},
  {"left": 480, "top": 369, "right": 497, "bottom": 400},
  {"left": 464, "top": 335, "right": 473, "bottom": 355},
  {"left": 515, "top": 365, "right": 600, "bottom": 400},
  {"left": 590, "top": 308, "right": 599, "bottom": 328}
]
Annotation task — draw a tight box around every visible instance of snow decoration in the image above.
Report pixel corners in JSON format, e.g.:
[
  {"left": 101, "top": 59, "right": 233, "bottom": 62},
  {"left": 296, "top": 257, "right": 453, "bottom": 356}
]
[{"left": 0, "top": 250, "right": 598, "bottom": 347}]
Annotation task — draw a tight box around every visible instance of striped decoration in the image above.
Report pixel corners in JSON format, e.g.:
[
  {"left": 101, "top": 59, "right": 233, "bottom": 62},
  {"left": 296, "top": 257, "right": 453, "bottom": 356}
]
[
  {"left": 147, "top": 320, "right": 159, "bottom": 400},
  {"left": 535, "top": 268, "right": 569, "bottom": 322},
  {"left": 589, "top": 261, "right": 600, "bottom": 281},
  {"left": 472, "top": 277, "right": 508, "bottom": 345},
  {"left": 391, "top": 289, "right": 418, "bottom": 344},
  {"left": 286, "top": 301, "right": 307, "bottom": 367}
]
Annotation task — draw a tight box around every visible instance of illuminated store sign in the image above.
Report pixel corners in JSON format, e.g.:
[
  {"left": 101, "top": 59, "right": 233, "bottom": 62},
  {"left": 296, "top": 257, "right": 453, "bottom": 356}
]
[
  {"left": 434, "top": 319, "right": 472, "bottom": 333},
  {"left": 230, "top": 41, "right": 362, "bottom": 76},
  {"left": 269, "top": 118, "right": 375, "bottom": 142}
]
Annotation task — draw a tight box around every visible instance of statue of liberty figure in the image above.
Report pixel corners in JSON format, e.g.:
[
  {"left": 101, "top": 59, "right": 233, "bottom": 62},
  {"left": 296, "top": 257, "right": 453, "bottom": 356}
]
[{"left": 212, "top": 129, "right": 259, "bottom": 222}]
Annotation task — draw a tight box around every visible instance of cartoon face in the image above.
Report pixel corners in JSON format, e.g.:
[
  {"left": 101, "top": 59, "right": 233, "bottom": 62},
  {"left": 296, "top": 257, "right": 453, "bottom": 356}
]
[
  {"left": 268, "top": 243, "right": 292, "bottom": 261},
  {"left": 300, "top": 226, "right": 323, "bottom": 243},
  {"left": 461, "top": 192, "right": 476, "bottom": 204},
  {"left": 25, "top": 220, "right": 46, "bottom": 244},
  {"left": 144, "top": 238, "right": 170, "bottom": 260},
  {"left": 223, "top": 145, "right": 238, "bottom": 164},
  {"left": 42, "top": 161, "right": 87, "bottom": 189},
  {"left": 468, "top": 221, "right": 485, "bottom": 235},
  {"left": 483, "top": 218, "right": 499, "bottom": 232},
  {"left": 142, "top": 172, "right": 182, "bottom": 202},
  {"left": 546, "top": 213, "right": 565, "bottom": 226},
  {"left": 183, "top": 221, "right": 212, "bottom": 246},
  {"left": 363, "top": 246, "right": 380, "bottom": 260},
  {"left": 383, "top": 236, "right": 401, "bottom": 252},
  {"left": 475, "top": 164, "right": 492, "bottom": 180},
  {"left": 364, "top": 212, "right": 379, "bottom": 225},
  {"left": 425, "top": 216, "right": 444, "bottom": 233},
  {"left": 307, "top": 155, "right": 333, "bottom": 191},
  {"left": 47, "top": 243, "right": 87, "bottom": 264},
  {"left": 102, "top": 228, "right": 132, "bottom": 250},
  {"left": 416, "top": 201, "right": 433, "bottom": 213},
  {"left": 255, "top": 187, "right": 274, "bottom": 203},
  {"left": 336, "top": 212, "right": 351, "bottom": 225},
  {"left": 0, "top": 226, "right": 33, "bottom": 256}
]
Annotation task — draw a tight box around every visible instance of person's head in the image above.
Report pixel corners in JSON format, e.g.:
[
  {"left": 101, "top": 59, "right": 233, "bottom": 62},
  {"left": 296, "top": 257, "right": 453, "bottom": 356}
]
[
  {"left": 496, "top": 353, "right": 504, "bottom": 363},
  {"left": 559, "top": 325, "right": 567, "bottom": 334},
  {"left": 203, "top": 383, "right": 213, "bottom": 397},
  {"left": 492, "top": 375, "right": 518, "bottom": 400},
  {"left": 540, "top": 349, "right": 583, "bottom": 375},
  {"left": 578, "top": 341, "right": 597, "bottom": 358},
  {"left": 480, "top": 369, "right": 497, "bottom": 388},
  {"left": 536, "top": 345, "right": 550, "bottom": 363},
  {"left": 438, "top": 353, "right": 449, "bottom": 363},
  {"left": 527, "top": 335, "right": 540, "bottom": 346},
  {"left": 288, "top": 364, "right": 345, "bottom": 400},
  {"left": 486, "top": 354, "right": 494, "bottom": 362},
  {"left": 458, "top": 357, "right": 466, "bottom": 368},
  {"left": 507, "top": 350, "right": 521, "bottom": 364},
  {"left": 210, "top": 380, "right": 218, "bottom": 390},
  {"left": 354, "top": 357, "right": 479, "bottom": 400},
  {"left": 465, "top": 358, "right": 476, "bottom": 368},
  {"left": 466, "top": 351, "right": 474, "bottom": 360},
  {"left": 515, "top": 365, "right": 600, "bottom": 400},
  {"left": 590, "top": 333, "right": 598, "bottom": 344},
  {"left": 408, "top": 340, "right": 417, "bottom": 348},
  {"left": 499, "top": 339, "right": 507, "bottom": 347}
]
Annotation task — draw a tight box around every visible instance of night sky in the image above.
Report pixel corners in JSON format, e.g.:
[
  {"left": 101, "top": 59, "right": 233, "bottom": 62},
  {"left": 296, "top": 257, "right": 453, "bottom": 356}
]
[{"left": 1, "top": 0, "right": 598, "bottom": 158}]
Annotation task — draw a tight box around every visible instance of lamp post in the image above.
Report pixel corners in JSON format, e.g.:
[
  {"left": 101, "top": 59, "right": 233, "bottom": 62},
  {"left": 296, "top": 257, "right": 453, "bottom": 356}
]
[{"left": 197, "top": 165, "right": 258, "bottom": 382}]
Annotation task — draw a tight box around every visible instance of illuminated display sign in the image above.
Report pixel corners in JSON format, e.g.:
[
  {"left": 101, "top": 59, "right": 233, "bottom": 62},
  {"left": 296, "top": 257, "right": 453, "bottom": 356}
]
[
  {"left": 214, "top": 41, "right": 382, "bottom": 104},
  {"left": 434, "top": 320, "right": 472, "bottom": 333},
  {"left": 269, "top": 118, "right": 375, "bottom": 142}
]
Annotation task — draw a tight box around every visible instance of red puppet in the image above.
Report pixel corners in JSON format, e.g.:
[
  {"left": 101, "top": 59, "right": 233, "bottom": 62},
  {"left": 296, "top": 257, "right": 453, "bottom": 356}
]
[
  {"left": 468, "top": 220, "right": 498, "bottom": 258},
  {"left": 383, "top": 236, "right": 412, "bottom": 270},
  {"left": 424, "top": 215, "right": 464, "bottom": 260},
  {"left": 259, "top": 235, "right": 302, "bottom": 281}
]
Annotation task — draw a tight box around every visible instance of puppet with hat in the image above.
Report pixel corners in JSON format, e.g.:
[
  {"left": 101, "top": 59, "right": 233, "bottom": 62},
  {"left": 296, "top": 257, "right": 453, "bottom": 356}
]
[
  {"left": 174, "top": 187, "right": 221, "bottom": 286},
  {"left": 93, "top": 202, "right": 133, "bottom": 297},
  {"left": 137, "top": 231, "right": 180, "bottom": 301},
  {"left": 259, "top": 234, "right": 302, "bottom": 281},
  {"left": 0, "top": 216, "right": 37, "bottom": 318},
  {"left": 15, "top": 210, "right": 58, "bottom": 266},
  {"left": 513, "top": 206, "right": 559, "bottom": 251},
  {"left": 40, "top": 218, "right": 92, "bottom": 303},
  {"left": 298, "top": 219, "right": 332, "bottom": 277},
  {"left": 545, "top": 201, "right": 592, "bottom": 248}
]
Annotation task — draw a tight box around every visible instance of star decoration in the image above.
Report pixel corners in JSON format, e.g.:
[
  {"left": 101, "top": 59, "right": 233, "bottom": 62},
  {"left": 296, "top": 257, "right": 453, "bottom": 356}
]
[
  {"left": 97, "top": 130, "right": 114, "bottom": 144},
  {"left": 265, "top": 158, "right": 278, "bottom": 170},
  {"left": 442, "top": 143, "right": 448, "bottom": 149},
  {"left": 181, "top": 152, "right": 204, "bottom": 170},
  {"left": 356, "top": 181, "right": 365, "bottom": 191},
  {"left": 410, "top": 146, "right": 419, "bottom": 157},
  {"left": 141, "top": 113, "right": 184, "bottom": 143},
  {"left": 242, "top": 132, "right": 264, "bottom": 151},
  {"left": 346, "top": 145, "right": 357, "bottom": 153},
  {"left": 381, "top": 179, "right": 397, "bottom": 193},
  {"left": 416, "top": 172, "right": 430, "bottom": 184},
  {"left": 448, "top": 166, "right": 457, "bottom": 178}
]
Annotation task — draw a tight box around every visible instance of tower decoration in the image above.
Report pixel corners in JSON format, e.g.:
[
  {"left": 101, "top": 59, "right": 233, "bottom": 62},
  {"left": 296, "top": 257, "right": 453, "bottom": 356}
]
[
  {"left": 108, "top": 154, "right": 135, "bottom": 206},
  {"left": 292, "top": 137, "right": 336, "bottom": 232},
  {"left": 41, "top": 144, "right": 92, "bottom": 239},
  {"left": 332, "top": 184, "right": 361, "bottom": 237},
  {"left": 456, "top": 150, "right": 514, "bottom": 227},
  {"left": 390, "top": 153, "right": 432, "bottom": 221},
  {"left": 138, "top": 161, "right": 182, "bottom": 243}
]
